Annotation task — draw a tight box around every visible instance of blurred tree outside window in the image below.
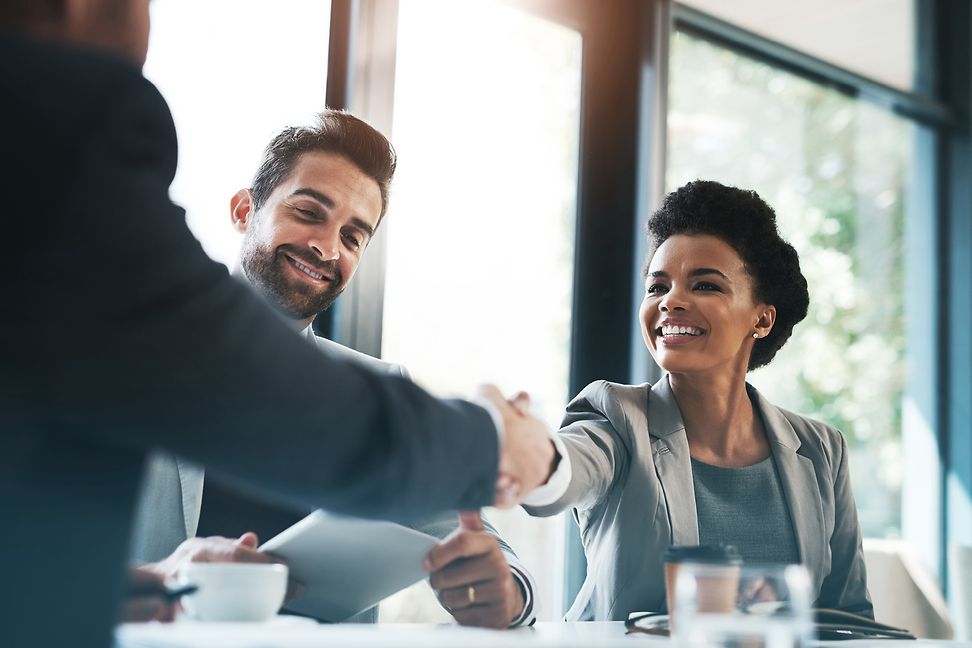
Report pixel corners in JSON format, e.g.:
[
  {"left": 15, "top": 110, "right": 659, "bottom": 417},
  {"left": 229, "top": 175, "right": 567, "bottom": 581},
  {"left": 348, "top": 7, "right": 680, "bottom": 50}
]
[{"left": 666, "top": 32, "right": 910, "bottom": 537}]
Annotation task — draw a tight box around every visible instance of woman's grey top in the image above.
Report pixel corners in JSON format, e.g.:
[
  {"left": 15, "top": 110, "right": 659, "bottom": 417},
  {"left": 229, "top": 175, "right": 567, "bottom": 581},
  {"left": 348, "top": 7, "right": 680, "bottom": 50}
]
[{"left": 692, "top": 457, "right": 800, "bottom": 565}]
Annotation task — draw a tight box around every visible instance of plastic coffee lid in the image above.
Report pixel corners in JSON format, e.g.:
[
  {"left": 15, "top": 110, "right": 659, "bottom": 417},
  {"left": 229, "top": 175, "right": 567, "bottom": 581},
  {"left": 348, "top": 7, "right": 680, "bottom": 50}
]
[{"left": 662, "top": 544, "right": 742, "bottom": 565}]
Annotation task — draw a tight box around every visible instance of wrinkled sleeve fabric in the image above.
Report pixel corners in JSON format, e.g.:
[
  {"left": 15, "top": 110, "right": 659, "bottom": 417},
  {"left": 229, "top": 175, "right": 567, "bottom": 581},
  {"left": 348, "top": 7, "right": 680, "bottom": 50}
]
[
  {"left": 522, "top": 381, "right": 629, "bottom": 517},
  {"left": 45, "top": 77, "right": 499, "bottom": 521},
  {"left": 521, "top": 433, "right": 571, "bottom": 507}
]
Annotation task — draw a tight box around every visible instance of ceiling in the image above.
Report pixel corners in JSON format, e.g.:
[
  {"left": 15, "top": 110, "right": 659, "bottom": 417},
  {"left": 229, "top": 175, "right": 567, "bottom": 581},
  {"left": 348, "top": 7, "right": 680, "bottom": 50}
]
[{"left": 678, "top": 0, "right": 915, "bottom": 90}]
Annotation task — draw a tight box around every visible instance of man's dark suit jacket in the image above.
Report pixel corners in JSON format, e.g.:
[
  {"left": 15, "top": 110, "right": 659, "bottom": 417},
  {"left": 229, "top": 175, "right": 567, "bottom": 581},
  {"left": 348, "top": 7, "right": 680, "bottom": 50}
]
[{"left": 0, "top": 33, "right": 498, "bottom": 647}]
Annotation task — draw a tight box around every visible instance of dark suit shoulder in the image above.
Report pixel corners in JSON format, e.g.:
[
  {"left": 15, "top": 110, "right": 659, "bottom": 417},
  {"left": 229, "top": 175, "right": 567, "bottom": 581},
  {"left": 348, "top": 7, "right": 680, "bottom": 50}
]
[
  {"left": 1, "top": 33, "right": 152, "bottom": 146},
  {"left": 311, "top": 335, "right": 409, "bottom": 377},
  {"left": 2, "top": 33, "right": 178, "bottom": 242}
]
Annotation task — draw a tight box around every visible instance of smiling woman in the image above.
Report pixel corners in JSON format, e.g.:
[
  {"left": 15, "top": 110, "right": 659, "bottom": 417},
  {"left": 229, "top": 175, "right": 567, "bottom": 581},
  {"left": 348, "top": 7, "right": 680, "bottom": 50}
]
[
  {"left": 523, "top": 180, "right": 872, "bottom": 621},
  {"left": 643, "top": 236, "right": 774, "bottom": 374},
  {"left": 643, "top": 181, "right": 808, "bottom": 374}
]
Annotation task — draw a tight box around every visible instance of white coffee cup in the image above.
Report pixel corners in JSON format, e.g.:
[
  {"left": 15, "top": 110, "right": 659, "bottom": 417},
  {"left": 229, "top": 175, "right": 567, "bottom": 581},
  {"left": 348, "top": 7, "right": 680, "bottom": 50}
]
[{"left": 178, "top": 562, "right": 288, "bottom": 622}]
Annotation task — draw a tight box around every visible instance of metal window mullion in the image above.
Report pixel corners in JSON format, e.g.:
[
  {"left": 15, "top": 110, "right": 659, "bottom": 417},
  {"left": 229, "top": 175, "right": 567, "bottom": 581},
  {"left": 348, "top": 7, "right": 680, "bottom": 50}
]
[
  {"left": 673, "top": 3, "right": 954, "bottom": 129},
  {"left": 318, "top": 0, "right": 400, "bottom": 357}
]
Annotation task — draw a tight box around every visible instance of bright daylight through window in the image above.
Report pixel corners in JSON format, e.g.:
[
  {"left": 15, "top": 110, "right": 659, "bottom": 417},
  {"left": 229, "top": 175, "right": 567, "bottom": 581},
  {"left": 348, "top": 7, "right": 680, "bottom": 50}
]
[
  {"left": 145, "top": 0, "right": 332, "bottom": 265},
  {"left": 667, "top": 31, "right": 911, "bottom": 538},
  {"left": 379, "top": 0, "right": 582, "bottom": 622}
]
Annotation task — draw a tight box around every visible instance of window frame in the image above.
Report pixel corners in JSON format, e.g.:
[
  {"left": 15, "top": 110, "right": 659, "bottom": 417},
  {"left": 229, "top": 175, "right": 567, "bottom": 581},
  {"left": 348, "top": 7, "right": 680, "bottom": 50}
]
[
  {"left": 321, "top": 0, "right": 969, "bottom": 608},
  {"left": 669, "top": 0, "right": 967, "bottom": 591}
]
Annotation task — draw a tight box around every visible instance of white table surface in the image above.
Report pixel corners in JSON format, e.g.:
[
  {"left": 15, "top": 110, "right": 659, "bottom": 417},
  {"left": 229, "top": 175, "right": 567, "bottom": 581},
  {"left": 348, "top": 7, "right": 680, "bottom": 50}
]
[
  {"left": 117, "top": 619, "right": 643, "bottom": 648},
  {"left": 116, "top": 618, "right": 972, "bottom": 648}
]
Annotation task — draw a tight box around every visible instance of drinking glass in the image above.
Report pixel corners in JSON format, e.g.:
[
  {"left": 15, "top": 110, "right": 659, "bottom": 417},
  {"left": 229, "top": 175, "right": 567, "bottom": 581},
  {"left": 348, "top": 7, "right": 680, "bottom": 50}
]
[{"left": 672, "top": 563, "right": 813, "bottom": 648}]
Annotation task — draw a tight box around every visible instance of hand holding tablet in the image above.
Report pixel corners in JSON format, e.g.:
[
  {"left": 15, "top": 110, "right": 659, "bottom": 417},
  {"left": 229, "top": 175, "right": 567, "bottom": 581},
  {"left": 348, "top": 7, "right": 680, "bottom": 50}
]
[{"left": 260, "top": 511, "right": 439, "bottom": 622}]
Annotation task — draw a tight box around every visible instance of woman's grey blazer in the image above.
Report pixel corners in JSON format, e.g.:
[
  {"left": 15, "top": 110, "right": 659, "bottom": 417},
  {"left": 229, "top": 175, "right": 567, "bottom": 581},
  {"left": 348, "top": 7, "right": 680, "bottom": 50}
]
[{"left": 524, "top": 376, "right": 872, "bottom": 621}]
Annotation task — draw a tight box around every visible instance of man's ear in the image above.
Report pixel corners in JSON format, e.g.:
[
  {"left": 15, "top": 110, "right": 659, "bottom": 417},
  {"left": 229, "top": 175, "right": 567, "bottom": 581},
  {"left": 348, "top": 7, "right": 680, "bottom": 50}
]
[
  {"left": 755, "top": 305, "right": 777, "bottom": 339},
  {"left": 230, "top": 189, "right": 255, "bottom": 234}
]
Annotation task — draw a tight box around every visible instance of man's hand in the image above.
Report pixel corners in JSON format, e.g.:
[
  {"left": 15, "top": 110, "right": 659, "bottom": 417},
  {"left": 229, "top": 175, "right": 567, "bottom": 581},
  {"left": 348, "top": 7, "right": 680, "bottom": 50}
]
[
  {"left": 146, "top": 532, "right": 302, "bottom": 601},
  {"left": 425, "top": 511, "right": 526, "bottom": 629},
  {"left": 477, "top": 385, "right": 556, "bottom": 507},
  {"left": 122, "top": 566, "right": 177, "bottom": 623}
]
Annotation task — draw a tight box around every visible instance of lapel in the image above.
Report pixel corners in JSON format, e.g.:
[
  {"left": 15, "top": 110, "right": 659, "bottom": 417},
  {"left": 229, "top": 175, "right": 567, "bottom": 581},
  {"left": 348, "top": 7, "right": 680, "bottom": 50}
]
[
  {"left": 748, "top": 385, "right": 826, "bottom": 592},
  {"left": 176, "top": 458, "right": 205, "bottom": 539},
  {"left": 649, "top": 376, "right": 699, "bottom": 546},
  {"left": 650, "top": 376, "right": 827, "bottom": 585}
]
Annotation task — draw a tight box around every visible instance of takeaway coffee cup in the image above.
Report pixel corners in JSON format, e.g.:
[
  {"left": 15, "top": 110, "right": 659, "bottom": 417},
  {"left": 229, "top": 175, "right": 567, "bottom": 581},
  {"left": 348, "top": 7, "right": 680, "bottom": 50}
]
[
  {"left": 663, "top": 544, "right": 742, "bottom": 628},
  {"left": 670, "top": 563, "right": 814, "bottom": 648}
]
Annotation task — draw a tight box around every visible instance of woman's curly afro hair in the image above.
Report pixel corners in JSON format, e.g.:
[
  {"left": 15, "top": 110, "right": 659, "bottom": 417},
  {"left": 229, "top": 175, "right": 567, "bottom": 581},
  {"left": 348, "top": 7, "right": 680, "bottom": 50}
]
[{"left": 647, "top": 180, "right": 809, "bottom": 370}]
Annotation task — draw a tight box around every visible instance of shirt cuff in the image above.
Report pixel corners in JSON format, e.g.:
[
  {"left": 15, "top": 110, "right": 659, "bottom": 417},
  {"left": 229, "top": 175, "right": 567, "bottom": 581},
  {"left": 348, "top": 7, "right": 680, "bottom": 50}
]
[
  {"left": 507, "top": 561, "right": 537, "bottom": 627},
  {"left": 470, "top": 396, "right": 505, "bottom": 450},
  {"left": 521, "top": 433, "right": 571, "bottom": 507}
]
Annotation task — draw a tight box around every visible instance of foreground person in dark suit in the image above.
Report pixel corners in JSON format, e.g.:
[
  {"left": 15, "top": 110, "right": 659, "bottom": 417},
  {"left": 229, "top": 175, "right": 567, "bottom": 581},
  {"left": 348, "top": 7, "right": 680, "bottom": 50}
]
[{"left": 0, "top": 2, "right": 555, "bottom": 646}]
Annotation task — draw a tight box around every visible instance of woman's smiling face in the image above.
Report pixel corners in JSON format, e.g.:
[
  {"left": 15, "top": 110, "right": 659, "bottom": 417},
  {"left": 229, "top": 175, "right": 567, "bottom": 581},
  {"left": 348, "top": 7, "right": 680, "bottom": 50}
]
[{"left": 640, "top": 234, "right": 776, "bottom": 376}]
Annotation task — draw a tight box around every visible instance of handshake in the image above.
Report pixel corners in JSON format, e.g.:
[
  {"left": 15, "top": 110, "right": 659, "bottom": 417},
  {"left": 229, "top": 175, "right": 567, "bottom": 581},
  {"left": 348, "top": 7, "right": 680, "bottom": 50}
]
[
  {"left": 475, "top": 385, "right": 559, "bottom": 508},
  {"left": 122, "top": 385, "right": 561, "bottom": 627}
]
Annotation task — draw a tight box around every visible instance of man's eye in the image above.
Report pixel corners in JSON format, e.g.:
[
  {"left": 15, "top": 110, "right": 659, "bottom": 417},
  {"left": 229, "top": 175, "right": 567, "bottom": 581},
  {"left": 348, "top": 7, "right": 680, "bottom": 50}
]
[
  {"left": 343, "top": 233, "right": 362, "bottom": 250},
  {"left": 296, "top": 208, "right": 319, "bottom": 219}
]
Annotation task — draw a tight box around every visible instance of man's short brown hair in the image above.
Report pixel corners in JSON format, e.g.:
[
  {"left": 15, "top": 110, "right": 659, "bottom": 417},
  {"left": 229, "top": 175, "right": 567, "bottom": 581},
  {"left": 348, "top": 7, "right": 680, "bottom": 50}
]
[
  {"left": 0, "top": 0, "right": 131, "bottom": 29},
  {"left": 0, "top": 1, "right": 59, "bottom": 28},
  {"left": 251, "top": 110, "right": 397, "bottom": 222}
]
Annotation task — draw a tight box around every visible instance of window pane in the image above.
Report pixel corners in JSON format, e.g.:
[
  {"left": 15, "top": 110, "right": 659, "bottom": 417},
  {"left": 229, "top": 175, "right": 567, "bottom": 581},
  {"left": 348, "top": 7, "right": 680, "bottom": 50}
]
[
  {"left": 144, "top": 0, "right": 331, "bottom": 265},
  {"left": 666, "top": 32, "right": 910, "bottom": 537},
  {"left": 379, "top": 0, "right": 582, "bottom": 622},
  {"left": 679, "top": 0, "right": 915, "bottom": 91}
]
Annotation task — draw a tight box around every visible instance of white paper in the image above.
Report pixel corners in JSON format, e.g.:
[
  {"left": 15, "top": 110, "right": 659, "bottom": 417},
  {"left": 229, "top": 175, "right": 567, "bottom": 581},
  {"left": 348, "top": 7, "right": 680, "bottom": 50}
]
[{"left": 259, "top": 510, "right": 438, "bottom": 622}]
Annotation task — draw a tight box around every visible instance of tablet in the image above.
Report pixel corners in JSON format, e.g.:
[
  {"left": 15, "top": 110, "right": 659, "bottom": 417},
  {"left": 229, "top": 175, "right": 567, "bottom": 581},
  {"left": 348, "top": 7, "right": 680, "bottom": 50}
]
[{"left": 260, "top": 510, "right": 438, "bottom": 622}]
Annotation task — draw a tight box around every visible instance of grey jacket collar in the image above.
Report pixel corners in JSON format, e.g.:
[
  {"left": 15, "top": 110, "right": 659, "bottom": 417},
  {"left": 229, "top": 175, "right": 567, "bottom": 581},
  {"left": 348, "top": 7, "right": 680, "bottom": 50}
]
[{"left": 648, "top": 376, "right": 826, "bottom": 593}]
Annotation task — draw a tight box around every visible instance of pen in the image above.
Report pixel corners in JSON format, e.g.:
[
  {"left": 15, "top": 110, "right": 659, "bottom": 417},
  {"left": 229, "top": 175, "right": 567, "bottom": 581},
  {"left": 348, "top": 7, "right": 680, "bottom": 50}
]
[{"left": 127, "top": 583, "right": 199, "bottom": 602}]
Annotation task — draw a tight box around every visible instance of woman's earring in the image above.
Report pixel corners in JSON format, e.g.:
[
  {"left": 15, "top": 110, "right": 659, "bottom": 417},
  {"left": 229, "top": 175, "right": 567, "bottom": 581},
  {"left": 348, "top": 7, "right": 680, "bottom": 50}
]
[{"left": 752, "top": 332, "right": 759, "bottom": 339}]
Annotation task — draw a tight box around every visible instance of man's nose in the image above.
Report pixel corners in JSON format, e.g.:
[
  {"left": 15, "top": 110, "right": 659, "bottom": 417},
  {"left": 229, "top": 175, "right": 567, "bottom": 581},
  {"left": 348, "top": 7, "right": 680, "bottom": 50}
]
[{"left": 308, "top": 227, "right": 341, "bottom": 262}]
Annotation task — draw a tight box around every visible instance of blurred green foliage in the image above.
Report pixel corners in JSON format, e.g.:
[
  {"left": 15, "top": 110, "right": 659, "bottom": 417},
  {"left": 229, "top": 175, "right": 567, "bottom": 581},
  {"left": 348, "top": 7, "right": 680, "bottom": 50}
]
[{"left": 666, "top": 32, "right": 909, "bottom": 537}]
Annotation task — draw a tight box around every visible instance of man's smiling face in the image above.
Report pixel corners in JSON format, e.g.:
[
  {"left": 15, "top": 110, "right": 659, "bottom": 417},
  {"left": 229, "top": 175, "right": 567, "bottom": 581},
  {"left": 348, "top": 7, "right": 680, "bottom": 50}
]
[{"left": 234, "top": 150, "right": 382, "bottom": 323}]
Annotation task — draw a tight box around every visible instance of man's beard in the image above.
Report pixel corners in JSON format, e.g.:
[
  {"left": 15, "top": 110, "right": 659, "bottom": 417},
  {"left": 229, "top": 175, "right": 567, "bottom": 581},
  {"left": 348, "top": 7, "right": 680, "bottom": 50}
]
[{"left": 240, "top": 242, "right": 345, "bottom": 321}]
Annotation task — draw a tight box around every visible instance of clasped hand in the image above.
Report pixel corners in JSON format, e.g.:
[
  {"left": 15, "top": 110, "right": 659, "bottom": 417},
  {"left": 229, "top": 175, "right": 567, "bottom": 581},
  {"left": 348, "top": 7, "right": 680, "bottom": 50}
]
[{"left": 477, "top": 385, "right": 557, "bottom": 507}]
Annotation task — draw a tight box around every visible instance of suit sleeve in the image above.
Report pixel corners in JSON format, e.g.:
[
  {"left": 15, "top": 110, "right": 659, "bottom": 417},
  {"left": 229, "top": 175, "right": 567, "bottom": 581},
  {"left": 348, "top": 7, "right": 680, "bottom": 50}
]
[
  {"left": 523, "top": 381, "right": 629, "bottom": 517},
  {"left": 816, "top": 434, "right": 874, "bottom": 617},
  {"left": 46, "top": 78, "right": 499, "bottom": 522}
]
